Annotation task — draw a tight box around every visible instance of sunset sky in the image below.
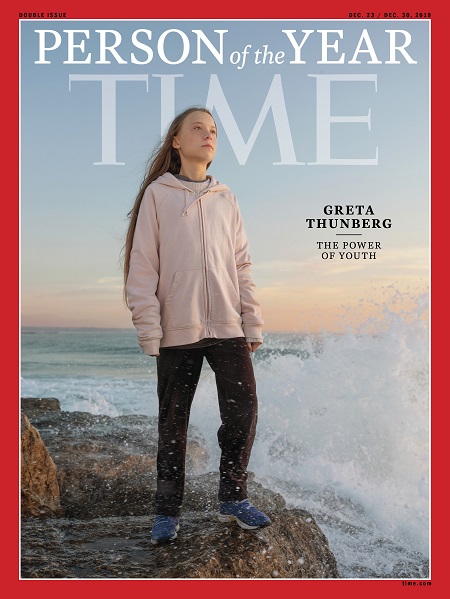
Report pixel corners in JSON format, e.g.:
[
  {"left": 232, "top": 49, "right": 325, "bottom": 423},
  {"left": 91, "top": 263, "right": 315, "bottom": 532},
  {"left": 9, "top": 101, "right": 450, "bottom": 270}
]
[{"left": 20, "top": 19, "right": 429, "bottom": 333}]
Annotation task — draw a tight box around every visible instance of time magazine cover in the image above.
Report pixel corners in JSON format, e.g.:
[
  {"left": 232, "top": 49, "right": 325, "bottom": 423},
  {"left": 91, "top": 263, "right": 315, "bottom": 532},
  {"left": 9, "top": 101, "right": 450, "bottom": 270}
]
[{"left": 15, "top": 1, "right": 436, "bottom": 592}]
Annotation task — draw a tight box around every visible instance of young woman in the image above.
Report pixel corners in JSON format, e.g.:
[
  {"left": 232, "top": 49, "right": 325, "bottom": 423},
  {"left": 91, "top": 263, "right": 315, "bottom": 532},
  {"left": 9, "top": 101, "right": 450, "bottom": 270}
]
[{"left": 123, "top": 106, "right": 271, "bottom": 545}]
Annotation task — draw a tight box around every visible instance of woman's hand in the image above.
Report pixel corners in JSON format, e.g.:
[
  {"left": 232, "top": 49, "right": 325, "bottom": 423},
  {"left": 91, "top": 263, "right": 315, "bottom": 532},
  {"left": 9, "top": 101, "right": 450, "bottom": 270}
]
[{"left": 247, "top": 342, "right": 261, "bottom": 353}]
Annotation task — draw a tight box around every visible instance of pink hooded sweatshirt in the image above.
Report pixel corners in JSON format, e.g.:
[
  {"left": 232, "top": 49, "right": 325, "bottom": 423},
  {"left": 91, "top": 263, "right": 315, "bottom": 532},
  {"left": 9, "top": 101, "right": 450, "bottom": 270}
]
[{"left": 126, "top": 173, "right": 264, "bottom": 356}]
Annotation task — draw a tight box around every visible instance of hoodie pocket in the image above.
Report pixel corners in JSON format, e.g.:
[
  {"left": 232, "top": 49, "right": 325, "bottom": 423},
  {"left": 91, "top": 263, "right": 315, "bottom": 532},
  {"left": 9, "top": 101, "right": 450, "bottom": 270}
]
[
  {"left": 162, "top": 269, "right": 205, "bottom": 330},
  {"left": 209, "top": 268, "right": 242, "bottom": 324}
]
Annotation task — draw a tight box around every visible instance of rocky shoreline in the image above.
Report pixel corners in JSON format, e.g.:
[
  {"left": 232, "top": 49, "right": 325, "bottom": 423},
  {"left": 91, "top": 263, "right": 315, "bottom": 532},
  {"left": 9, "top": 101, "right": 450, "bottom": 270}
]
[{"left": 20, "top": 397, "right": 340, "bottom": 579}]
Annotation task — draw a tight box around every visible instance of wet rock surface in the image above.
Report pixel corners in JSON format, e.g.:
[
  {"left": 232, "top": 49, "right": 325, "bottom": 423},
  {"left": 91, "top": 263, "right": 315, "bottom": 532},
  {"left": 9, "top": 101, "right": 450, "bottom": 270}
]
[
  {"left": 21, "top": 511, "right": 339, "bottom": 579},
  {"left": 20, "top": 398, "right": 340, "bottom": 579},
  {"left": 21, "top": 397, "right": 210, "bottom": 519}
]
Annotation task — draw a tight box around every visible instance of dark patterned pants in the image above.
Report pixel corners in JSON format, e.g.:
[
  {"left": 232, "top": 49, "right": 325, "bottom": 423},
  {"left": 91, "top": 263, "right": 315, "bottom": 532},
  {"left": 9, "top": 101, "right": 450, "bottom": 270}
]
[{"left": 155, "top": 337, "right": 258, "bottom": 516}]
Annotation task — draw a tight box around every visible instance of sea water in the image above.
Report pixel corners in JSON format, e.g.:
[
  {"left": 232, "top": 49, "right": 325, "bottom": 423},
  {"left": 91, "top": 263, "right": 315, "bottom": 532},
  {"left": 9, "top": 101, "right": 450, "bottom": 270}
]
[{"left": 20, "top": 294, "right": 430, "bottom": 579}]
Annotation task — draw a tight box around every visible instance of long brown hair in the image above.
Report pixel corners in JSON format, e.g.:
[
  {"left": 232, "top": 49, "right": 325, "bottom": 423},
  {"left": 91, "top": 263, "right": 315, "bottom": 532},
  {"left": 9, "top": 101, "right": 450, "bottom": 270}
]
[{"left": 121, "top": 106, "right": 216, "bottom": 305}]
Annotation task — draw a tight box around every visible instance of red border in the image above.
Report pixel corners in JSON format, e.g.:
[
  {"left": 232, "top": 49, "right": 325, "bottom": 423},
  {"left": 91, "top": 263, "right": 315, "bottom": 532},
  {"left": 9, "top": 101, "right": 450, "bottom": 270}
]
[{"left": 10, "top": 1, "right": 441, "bottom": 595}]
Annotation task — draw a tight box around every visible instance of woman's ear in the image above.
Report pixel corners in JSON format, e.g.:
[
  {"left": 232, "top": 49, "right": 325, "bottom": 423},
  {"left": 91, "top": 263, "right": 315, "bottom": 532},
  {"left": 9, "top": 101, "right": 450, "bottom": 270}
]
[{"left": 172, "top": 137, "right": 180, "bottom": 149}]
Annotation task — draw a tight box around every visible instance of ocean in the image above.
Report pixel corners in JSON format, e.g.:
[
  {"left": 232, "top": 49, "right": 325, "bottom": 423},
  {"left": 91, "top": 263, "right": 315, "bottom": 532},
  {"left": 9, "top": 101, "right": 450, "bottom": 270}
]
[{"left": 20, "top": 297, "right": 430, "bottom": 580}]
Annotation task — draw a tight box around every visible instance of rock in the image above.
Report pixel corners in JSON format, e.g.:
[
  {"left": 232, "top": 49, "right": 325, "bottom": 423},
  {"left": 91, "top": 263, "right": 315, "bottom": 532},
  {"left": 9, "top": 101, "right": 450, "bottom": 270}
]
[
  {"left": 21, "top": 414, "right": 62, "bottom": 518},
  {"left": 20, "top": 398, "right": 340, "bottom": 579},
  {"left": 20, "top": 510, "right": 339, "bottom": 579},
  {"left": 21, "top": 397, "right": 61, "bottom": 418},
  {"left": 21, "top": 400, "right": 210, "bottom": 519}
]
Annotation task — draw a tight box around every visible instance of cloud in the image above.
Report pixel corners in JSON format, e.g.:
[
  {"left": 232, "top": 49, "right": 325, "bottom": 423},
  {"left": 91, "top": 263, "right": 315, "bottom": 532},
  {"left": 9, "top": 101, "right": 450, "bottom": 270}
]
[{"left": 96, "top": 276, "right": 123, "bottom": 285}]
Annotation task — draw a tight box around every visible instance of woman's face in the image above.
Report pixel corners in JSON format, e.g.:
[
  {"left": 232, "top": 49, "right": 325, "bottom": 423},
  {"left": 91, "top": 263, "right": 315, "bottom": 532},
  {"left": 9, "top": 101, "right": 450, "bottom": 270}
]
[{"left": 172, "top": 111, "right": 217, "bottom": 167}]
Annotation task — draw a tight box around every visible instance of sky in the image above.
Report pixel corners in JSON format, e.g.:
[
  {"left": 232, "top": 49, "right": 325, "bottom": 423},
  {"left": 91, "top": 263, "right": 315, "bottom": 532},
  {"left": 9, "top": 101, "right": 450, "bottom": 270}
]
[{"left": 20, "top": 19, "right": 430, "bottom": 333}]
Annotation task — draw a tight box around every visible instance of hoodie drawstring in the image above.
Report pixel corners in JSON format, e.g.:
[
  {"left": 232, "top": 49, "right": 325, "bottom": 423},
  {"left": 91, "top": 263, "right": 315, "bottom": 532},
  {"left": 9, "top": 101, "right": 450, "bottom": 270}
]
[
  {"left": 182, "top": 189, "right": 214, "bottom": 217},
  {"left": 182, "top": 190, "right": 189, "bottom": 217}
]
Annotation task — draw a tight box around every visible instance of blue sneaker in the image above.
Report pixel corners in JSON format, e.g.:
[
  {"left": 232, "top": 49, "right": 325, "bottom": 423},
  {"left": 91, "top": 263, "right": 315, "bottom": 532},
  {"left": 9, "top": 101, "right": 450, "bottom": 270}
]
[
  {"left": 151, "top": 515, "right": 180, "bottom": 545},
  {"left": 218, "top": 499, "right": 272, "bottom": 530}
]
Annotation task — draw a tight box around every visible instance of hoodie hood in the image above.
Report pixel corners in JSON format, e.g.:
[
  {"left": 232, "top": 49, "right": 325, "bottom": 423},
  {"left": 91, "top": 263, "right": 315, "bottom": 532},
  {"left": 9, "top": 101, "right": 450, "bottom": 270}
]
[
  {"left": 155, "top": 172, "right": 230, "bottom": 192},
  {"left": 154, "top": 172, "right": 230, "bottom": 216}
]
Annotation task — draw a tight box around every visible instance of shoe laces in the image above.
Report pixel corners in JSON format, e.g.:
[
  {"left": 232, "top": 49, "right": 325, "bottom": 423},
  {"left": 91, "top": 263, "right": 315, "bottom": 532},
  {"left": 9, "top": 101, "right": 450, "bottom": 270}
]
[{"left": 154, "top": 515, "right": 178, "bottom": 524}]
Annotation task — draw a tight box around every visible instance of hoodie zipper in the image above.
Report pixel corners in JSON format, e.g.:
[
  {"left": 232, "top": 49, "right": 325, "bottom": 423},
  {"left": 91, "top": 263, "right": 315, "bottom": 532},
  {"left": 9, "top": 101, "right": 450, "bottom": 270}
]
[{"left": 198, "top": 198, "right": 211, "bottom": 336}]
